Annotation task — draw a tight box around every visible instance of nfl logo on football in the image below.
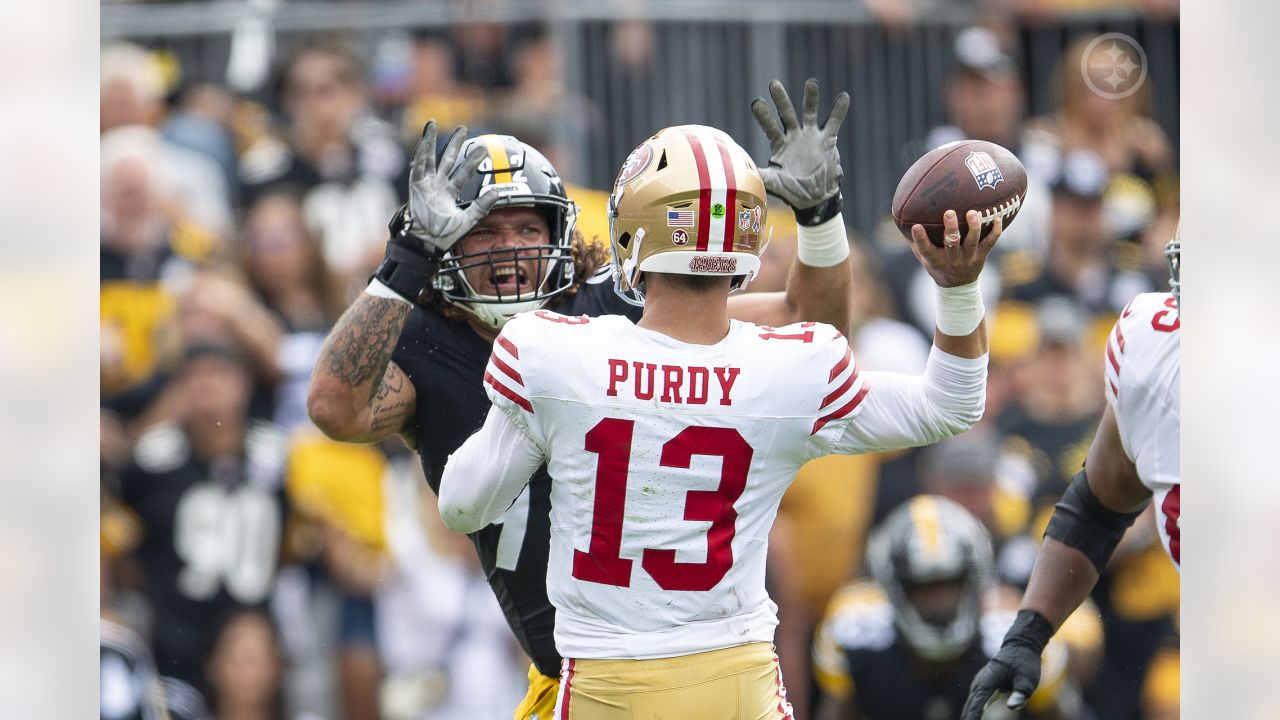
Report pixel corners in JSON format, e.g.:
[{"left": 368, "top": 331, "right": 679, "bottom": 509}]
[{"left": 964, "top": 151, "right": 1004, "bottom": 190}]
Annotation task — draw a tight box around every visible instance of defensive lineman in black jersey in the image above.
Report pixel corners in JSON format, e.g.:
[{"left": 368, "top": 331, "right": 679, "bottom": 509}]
[{"left": 309, "top": 79, "right": 855, "bottom": 718}]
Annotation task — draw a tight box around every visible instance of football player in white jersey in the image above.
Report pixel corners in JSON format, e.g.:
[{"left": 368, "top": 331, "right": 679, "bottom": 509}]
[
  {"left": 961, "top": 230, "right": 1181, "bottom": 719},
  {"left": 438, "top": 123, "right": 1001, "bottom": 719}
]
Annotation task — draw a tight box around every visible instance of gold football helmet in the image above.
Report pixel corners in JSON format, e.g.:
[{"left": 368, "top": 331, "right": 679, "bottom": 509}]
[{"left": 608, "top": 125, "right": 769, "bottom": 305}]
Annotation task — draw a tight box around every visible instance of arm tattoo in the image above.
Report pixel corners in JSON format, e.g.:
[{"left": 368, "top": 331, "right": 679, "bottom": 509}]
[
  {"left": 321, "top": 297, "right": 411, "bottom": 403},
  {"left": 369, "top": 365, "right": 414, "bottom": 431},
  {"left": 372, "top": 361, "right": 405, "bottom": 402}
]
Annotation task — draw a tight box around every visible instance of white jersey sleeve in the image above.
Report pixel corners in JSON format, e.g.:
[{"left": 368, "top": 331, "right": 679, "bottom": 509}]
[
  {"left": 1103, "top": 292, "right": 1180, "bottom": 567},
  {"left": 807, "top": 335, "right": 989, "bottom": 460},
  {"left": 483, "top": 315, "right": 547, "bottom": 445},
  {"left": 438, "top": 314, "right": 551, "bottom": 534}
]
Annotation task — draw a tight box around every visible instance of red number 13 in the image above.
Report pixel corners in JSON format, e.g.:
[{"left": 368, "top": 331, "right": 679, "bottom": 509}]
[{"left": 572, "top": 418, "right": 752, "bottom": 591}]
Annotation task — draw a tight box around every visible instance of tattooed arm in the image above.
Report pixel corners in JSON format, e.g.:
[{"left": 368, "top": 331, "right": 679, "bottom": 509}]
[
  {"left": 307, "top": 294, "right": 417, "bottom": 443},
  {"left": 309, "top": 121, "right": 498, "bottom": 444}
]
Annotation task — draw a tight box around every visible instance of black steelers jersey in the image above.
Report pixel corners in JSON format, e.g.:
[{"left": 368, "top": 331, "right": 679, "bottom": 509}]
[
  {"left": 117, "top": 421, "right": 288, "bottom": 690},
  {"left": 391, "top": 270, "right": 640, "bottom": 676},
  {"left": 813, "top": 582, "right": 1071, "bottom": 720},
  {"left": 840, "top": 636, "right": 992, "bottom": 720}
]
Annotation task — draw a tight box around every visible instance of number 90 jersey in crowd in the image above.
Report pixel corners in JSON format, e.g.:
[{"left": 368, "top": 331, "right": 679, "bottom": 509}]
[
  {"left": 1104, "top": 292, "right": 1181, "bottom": 568},
  {"left": 484, "top": 311, "right": 953, "bottom": 660}
]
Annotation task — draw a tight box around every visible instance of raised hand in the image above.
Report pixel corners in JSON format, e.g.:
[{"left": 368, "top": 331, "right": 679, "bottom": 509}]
[
  {"left": 750, "top": 78, "right": 851, "bottom": 214},
  {"left": 907, "top": 210, "right": 1002, "bottom": 288},
  {"left": 394, "top": 120, "right": 499, "bottom": 254},
  {"left": 374, "top": 121, "right": 498, "bottom": 303}
]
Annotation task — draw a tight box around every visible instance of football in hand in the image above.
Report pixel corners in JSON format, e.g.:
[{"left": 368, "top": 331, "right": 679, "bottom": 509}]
[{"left": 891, "top": 140, "right": 1027, "bottom": 247}]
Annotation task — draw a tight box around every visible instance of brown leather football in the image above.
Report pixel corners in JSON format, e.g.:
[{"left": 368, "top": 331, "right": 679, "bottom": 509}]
[{"left": 891, "top": 140, "right": 1027, "bottom": 247}]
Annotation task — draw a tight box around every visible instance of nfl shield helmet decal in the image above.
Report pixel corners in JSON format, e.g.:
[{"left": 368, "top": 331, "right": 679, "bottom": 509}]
[{"left": 964, "top": 151, "right": 1004, "bottom": 190}]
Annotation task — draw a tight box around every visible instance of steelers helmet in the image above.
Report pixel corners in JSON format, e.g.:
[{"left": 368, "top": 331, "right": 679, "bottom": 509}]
[
  {"left": 867, "top": 495, "right": 995, "bottom": 662},
  {"left": 1165, "top": 223, "right": 1180, "bottom": 307},
  {"left": 608, "top": 125, "right": 768, "bottom": 306},
  {"left": 433, "top": 134, "right": 577, "bottom": 330}
]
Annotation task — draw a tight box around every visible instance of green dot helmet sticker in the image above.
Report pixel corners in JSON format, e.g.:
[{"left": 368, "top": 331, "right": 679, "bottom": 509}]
[{"left": 711, "top": 203, "right": 726, "bottom": 219}]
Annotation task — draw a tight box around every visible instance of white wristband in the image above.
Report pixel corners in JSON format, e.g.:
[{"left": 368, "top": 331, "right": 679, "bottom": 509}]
[
  {"left": 365, "top": 278, "right": 412, "bottom": 304},
  {"left": 796, "top": 212, "right": 851, "bottom": 268},
  {"left": 935, "top": 280, "right": 985, "bottom": 337}
]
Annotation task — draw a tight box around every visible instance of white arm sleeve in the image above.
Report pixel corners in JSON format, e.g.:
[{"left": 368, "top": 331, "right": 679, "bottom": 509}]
[
  {"left": 438, "top": 405, "right": 547, "bottom": 534},
  {"left": 821, "top": 347, "right": 988, "bottom": 456}
]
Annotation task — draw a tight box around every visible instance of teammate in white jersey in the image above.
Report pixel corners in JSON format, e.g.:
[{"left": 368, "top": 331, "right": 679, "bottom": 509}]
[
  {"left": 439, "top": 123, "right": 1001, "bottom": 719},
  {"left": 962, "top": 230, "right": 1181, "bottom": 719}
]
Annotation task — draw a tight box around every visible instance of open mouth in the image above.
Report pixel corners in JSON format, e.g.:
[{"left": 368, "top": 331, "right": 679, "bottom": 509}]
[{"left": 489, "top": 264, "right": 535, "bottom": 295}]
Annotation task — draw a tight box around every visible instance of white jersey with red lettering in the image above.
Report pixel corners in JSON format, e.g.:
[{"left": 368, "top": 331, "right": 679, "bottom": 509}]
[
  {"left": 481, "top": 310, "right": 985, "bottom": 660},
  {"left": 1103, "top": 292, "right": 1180, "bottom": 568}
]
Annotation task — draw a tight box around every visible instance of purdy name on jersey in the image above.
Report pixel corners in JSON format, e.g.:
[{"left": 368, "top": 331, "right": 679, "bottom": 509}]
[{"left": 605, "top": 358, "right": 743, "bottom": 406}]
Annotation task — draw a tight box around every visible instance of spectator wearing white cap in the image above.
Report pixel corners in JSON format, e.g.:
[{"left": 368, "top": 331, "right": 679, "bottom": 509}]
[{"left": 101, "top": 43, "right": 233, "bottom": 239}]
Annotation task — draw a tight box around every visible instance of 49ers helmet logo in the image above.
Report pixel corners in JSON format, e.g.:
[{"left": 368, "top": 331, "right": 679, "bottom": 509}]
[{"left": 615, "top": 143, "right": 654, "bottom": 188}]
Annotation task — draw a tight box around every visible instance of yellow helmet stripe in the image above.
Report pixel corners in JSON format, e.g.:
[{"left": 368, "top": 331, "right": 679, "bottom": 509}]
[
  {"left": 909, "top": 496, "right": 943, "bottom": 560},
  {"left": 483, "top": 136, "right": 513, "bottom": 183}
]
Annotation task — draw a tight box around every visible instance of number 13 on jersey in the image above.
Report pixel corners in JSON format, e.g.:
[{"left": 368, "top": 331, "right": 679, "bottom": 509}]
[{"left": 572, "top": 418, "right": 752, "bottom": 591}]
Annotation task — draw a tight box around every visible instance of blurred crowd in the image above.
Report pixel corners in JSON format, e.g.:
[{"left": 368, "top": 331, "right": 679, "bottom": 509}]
[{"left": 100, "top": 4, "right": 1178, "bottom": 719}]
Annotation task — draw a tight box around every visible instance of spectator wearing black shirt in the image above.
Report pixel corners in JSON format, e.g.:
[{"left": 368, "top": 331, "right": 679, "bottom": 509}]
[
  {"left": 101, "top": 126, "right": 216, "bottom": 421},
  {"left": 240, "top": 38, "right": 404, "bottom": 291},
  {"left": 997, "top": 295, "right": 1100, "bottom": 511},
  {"left": 1003, "top": 149, "right": 1155, "bottom": 317},
  {"left": 118, "top": 344, "right": 289, "bottom": 698}
]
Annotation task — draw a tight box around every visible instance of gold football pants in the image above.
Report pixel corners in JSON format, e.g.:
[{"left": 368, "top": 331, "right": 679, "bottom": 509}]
[{"left": 553, "top": 642, "right": 793, "bottom": 720}]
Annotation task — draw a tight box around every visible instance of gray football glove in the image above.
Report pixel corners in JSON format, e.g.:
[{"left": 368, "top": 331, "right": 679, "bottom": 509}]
[
  {"left": 398, "top": 120, "right": 498, "bottom": 253},
  {"left": 750, "top": 78, "right": 851, "bottom": 224},
  {"left": 373, "top": 121, "right": 498, "bottom": 302}
]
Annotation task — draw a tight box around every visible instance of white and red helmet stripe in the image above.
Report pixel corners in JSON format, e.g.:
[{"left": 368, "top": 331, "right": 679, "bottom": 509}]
[{"left": 679, "top": 126, "right": 738, "bottom": 253}]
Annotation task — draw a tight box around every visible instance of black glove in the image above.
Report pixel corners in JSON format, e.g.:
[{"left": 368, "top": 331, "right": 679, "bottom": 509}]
[
  {"left": 372, "top": 121, "right": 498, "bottom": 302},
  {"left": 961, "top": 610, "right": 1054, "bottom": 719},
  {"left": 750, "top": 78, "right": 851, "bottom": 226}
]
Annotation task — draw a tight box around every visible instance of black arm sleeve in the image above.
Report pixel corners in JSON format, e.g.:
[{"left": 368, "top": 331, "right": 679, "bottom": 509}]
[{"left": 1044, "top": 469, "right": 1149, "bottom": 573}]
